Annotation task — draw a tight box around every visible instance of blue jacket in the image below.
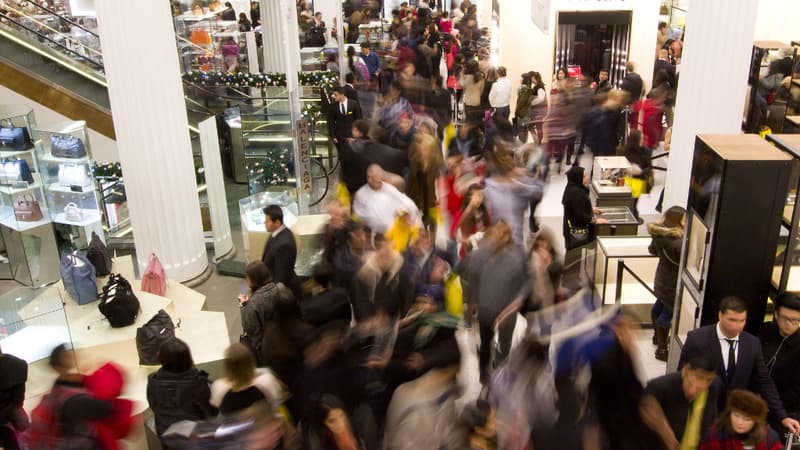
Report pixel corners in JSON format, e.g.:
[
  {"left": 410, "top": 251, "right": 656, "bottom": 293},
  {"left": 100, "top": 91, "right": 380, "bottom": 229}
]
[{"left": 360, "top": 52, "right": 381, "bottom": 76}]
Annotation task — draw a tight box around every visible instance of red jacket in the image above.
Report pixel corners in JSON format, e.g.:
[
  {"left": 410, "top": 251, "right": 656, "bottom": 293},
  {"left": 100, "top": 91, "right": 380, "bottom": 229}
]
[
  {"left": 699, "top": 424, "right": 784, "bottom": 450},
  {"left": 630, "top": 99, "right": 664, "bottom": 149}
]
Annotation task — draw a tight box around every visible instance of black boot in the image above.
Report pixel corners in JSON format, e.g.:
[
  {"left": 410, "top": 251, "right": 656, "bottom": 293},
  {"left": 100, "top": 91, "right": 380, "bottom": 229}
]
[{"left": 654, "top": 326, "right": 669, "bottom": 362}]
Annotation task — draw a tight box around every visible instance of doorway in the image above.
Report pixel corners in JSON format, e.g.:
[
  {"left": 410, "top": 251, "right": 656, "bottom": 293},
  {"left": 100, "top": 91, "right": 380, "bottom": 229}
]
[{"left": 554, "top": 11, "right": 632, "bottom": 86}]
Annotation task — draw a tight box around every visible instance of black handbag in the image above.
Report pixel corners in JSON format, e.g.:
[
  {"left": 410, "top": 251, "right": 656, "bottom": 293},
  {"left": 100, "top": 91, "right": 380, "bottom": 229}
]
[
  {"left": 567, "top": 220, "right": 591, "bottom": 248},
  {"left": 98, "top": 273, "right": 140, "bottom": 328},
  {"left": 86, "top": 231, "right": 113, "bottom": 276},
  {"left": 136, "top": 309, "right": 175, "bottom": 365},
  {"left": 0, "top": 121, "right": 30, "bottom": 151},
  {"left": 50, "top": 135, "right": 87, "bottom": 159}
]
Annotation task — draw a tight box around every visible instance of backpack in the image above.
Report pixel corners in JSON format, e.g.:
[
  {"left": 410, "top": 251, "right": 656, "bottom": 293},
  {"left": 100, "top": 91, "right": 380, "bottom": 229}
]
[
  {"left": 23, "top": 383, "right": 95, "bottom": 450},
  {"left": 136, "top": 309, "right": 176, "bottom": 365},
  {"left": 86, "top": 232, "right": 112, "bottom": 276},
  {"left": 98, "top": 274, "right": 140, "bottom": 327},
  {"left": 60, "top": 251, "right": 98, "bottom": 305},
  {"left": 141, "top": 253, "right": 167, "bottom": 296}
]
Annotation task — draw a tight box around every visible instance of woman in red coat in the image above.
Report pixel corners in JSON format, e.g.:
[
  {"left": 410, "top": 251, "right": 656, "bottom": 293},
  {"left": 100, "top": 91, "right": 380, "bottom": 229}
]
[{"left": 699, "top": 389, "right": 784, "bottom": 450}]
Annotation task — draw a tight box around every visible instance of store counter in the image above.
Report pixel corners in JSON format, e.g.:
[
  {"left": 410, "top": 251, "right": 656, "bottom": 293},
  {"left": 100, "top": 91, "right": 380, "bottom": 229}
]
[
  {"left": 594, "top": 206, "right": 639, "bottom": 236},
  {"left": 592, "top": 236, "right": 658, "bottom": 309}
]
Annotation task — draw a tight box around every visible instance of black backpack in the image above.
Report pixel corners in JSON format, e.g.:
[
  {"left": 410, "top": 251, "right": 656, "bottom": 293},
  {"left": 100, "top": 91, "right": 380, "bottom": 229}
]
[
  {"left": 98, "top": 273, "right": 140, "bottom": 327},
  {"left": 86, "top": 232, "right": 112, "bottom": 276},
  {"left": 136, "top": 309, "right": 175, "bottom": 365}
]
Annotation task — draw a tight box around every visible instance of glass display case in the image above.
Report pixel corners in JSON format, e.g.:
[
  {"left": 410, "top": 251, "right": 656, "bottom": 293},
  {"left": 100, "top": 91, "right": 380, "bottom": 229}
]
[
  {"left": 592, "top": 236, "right": 658, "bottom": 308},
  {"left": 590, "top": 156, "right": 633, "bottom": 209},
  {"left": 0, "top": 106, "right": 60, "bottom": 287},
  {"left": 239, "top": 190, "right": 299, "bottom": 261},
  {"left": 744, "top": 41, "right": 796, "bottom": 134},
  {"left": 767, "top": 134, "right": 800, "bottom": 294},
  {"left": 0, "top": 286, "right": 70, "bottom": 364},
  {"left": 33, "top": 120, "right": 103, "bottom": 250},
  {"left": 175, "top": 9, "right": 240, "bottom": 73}
]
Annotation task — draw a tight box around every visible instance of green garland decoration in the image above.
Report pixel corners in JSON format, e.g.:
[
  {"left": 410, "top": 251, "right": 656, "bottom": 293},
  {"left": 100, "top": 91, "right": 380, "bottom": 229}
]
[
  {"left": 183, "top": 70, "right": 338, "bottom": 91},
  {"left": 93, "top": 162, "right": 122, "bottom": 178}
]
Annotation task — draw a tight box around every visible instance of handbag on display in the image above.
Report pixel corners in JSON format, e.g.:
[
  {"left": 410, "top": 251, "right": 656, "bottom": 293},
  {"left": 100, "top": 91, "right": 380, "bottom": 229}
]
[
  {"left": 567, "top": 219, "right": 591, "bottom": 248},
  {"left": 87, "top": 231, "right": 113, "bottom": 276},
  {"left": 141, "top": 253, "right": 167, "bottom": 296},
  {"left": 190, "top": 29, "right": 211, "bottom": 46},
  {"left": 0, "top": 158, "right": 34, "bottom": 186},
  {"left": 0, "top": 121, "right": 30, "bottom": 151},
  {"left": 50, "top": 135, "right": 87, "bottom": 159},
  {"left": 60, "top": 251, "right": 98, "bottom": 305},
  {"left": 57, "top": 163, "right": 92, "bottom": 188},
  {"left": 13, "top": 194, "right": 43, "bottom": 222},
  {"left": 98, "top": 273, "right": 140, "bottom": 328},
  {"left": 63, "top": 202, "right": 83, "bottom": 222},
  {"left": 136, "top": 309, "right": 175, "bottom": 365}
]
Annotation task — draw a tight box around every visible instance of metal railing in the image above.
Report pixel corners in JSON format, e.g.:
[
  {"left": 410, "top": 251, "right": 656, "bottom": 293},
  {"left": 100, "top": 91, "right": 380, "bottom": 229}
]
[{"left": 614, "top": 259, "right": 657, "bottom": 305}]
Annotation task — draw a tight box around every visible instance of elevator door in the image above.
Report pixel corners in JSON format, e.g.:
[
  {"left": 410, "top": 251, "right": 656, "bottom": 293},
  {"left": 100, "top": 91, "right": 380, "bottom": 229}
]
[{"left": 555, "top": 11, "right": 632, "bottom": 86}]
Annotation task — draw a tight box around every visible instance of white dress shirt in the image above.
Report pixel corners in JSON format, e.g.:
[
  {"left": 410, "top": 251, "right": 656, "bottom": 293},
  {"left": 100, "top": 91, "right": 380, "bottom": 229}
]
[
  {"left": 352, "top": 182, "right": 420, "bottom": 234},
  {"left": 489, "top": 77, "right": 512, "bottom": 108},
  {"left": 716, "top": 322, "right": 739, "bottom": 370}
]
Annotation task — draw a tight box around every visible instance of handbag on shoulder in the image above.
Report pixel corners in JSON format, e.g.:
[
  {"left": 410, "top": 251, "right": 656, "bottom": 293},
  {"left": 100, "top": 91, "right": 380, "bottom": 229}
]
[
  {"left": 136, "top": 309, "right": 175, "bottom": 365},
  {"left": 141, "top": 253, "right": 167, "bottom": 296},
  {"left": 13, "top": 194, "right": 43, "bottom": 222},
  {"left": 98, "top": 273, "right": 140, "bottom": 327},
  {"left": 567, "top": 219, "right": 591, "bottom": 248},
  {"left": 50, "top": 135, "right": 87, "bottom": 159},
  {"left": 87, "top": 231, "right": 113, "bottom": 276},
  {"left": 0, "top": 120, "right": 31, "bottom": 151},
  {"left": 60, "top": 251, "right": 98, "bottom": 305}
]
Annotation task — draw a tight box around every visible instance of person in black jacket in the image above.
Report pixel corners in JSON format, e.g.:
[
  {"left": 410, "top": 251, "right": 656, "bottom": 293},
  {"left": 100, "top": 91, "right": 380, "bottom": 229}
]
[
  {"left": 643, "top": 354, "right": 720, "bottom": 450},
  {"left": 147, "top": 338, "right": 216, "bottom": 448},
  {"left": 0, "top": 345, "right": 27, "bottom": 450},
  {"left": 301, "top": 262, "right": 352, "bottom": 327},
  {"left": 760, "top": 292, "right": 800, "bottom": 433},
  {"left": 561, "top": 166, "right": 607, "bottom": 275},
  {"left": 677, "top": 296, "right": 800, "bottom": 434},
  {"left": 621, "top": 61, "right": 643, "bottom": 106},
  {"left": 328, "top": 86, "right": 363, "bottom": 150},
  {"left": 647, "top": 205, "right": 685, "bottom": 361},
  {"left": 261, "top": 204, "right": 299, "bottom": 298}
]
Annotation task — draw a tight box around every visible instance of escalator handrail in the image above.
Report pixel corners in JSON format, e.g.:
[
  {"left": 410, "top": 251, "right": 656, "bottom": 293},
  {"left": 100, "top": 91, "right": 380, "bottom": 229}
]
[
  {"left": 0, "top": 7, "right": 102, "bottom": 60},
  {"left": 15, "top": 0, "right": 100, "bottom": 39},
  {"left": 0, "top": 10, "right": 103, "bottom": 71}
]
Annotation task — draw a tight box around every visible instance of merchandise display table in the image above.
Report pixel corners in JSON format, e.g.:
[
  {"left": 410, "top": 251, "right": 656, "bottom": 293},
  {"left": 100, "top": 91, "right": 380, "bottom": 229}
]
[{"left": 592, "top": 236, "right": 658, "bottom": 309}]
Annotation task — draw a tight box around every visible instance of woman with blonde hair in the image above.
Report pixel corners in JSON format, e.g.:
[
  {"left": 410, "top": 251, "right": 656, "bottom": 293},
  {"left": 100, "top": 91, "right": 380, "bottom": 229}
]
[
  {"left": 210, "top": 343, "right": 286, "bottom": 417},
  {"left": 407, "top": 133, "right": 444, "bottom": 230},
  {"left": 699, "top": 389, "right": 784, "bottom": 450}
]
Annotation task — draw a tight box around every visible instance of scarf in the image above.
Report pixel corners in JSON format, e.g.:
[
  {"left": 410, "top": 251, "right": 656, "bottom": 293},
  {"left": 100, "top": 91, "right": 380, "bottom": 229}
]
[
  {"left": 679, "top": 388, "right": 708, "bottom": 450},
  {"left": 414, "top": 312, "right": 460, "bottom": 349}
]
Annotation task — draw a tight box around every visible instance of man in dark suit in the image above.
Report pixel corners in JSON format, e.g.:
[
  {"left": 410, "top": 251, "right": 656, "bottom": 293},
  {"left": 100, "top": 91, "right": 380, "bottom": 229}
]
[
  {"left": 678, "top": 296, "right": 800, "bottom": 434},
  {"left": 343, "top": 73, "right": 360, "bottom": 103},
  {"left": 653, "top": 48, "right": 677, "bottom": 90},
  {"left": 261, "top": 204, "right": 298, "bottom": 297},
  {"left": 328, "top": 85, "right": 362, "bottom": 151}
]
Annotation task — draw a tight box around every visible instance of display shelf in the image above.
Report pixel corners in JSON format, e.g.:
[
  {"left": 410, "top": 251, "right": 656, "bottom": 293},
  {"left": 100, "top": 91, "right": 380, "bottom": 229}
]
[
  {"left": 51, "top": 210, "right": 102, "bottom": 227},
  {"left": 0, "top": 179, "right": 42, "bottom": 195},
  {"left": 786, "top": 116, "right": 800, "bottom": 127},
  {"left": 668, "top": 134, "right": 791, "bottom": 370},
  {"left": 0, "top": 148, "right": 36, "bottom": 159},
  {"left": 766, "top": 135, "right": 800, "bottom": 295},
  {"left": 37, "top": 153, "right": 90, "bottom": 165},
  {"left": 45, "top": 182, "right": 94, "bottom": 194},
  {"left": 0, "top": 205, "right": 52, "bottom": 232}
]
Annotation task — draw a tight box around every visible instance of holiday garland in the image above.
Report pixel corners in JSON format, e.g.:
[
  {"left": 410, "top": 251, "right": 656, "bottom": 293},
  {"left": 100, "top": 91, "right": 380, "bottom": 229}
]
[{"left": 183, "top": 70, "right": 338, "bottom": 90}]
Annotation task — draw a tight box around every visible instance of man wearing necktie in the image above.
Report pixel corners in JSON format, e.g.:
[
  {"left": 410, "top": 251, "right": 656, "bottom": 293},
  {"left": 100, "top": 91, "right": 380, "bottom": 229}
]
[
  {"left": 328, "top": 85, "right": 362, "bottom": 153},
  {"left": 678, "top": 296, "right": 800, "bottom": 434}
]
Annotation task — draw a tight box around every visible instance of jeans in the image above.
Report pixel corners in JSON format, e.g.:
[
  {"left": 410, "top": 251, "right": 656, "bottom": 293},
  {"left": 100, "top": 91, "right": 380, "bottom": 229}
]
[
  {"left": 493, "top": 106, "right": 510, "bottom": 121},
  {"left": 651, "top": 300, "right": 673, "bottom": 329}
]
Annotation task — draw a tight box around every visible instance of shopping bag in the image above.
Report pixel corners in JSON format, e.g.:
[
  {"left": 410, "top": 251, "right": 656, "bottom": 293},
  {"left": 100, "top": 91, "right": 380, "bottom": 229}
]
[
  {"left": 624, "top": 176, "right": 645, "bottom": 199},
  {"left": 444, "top": 273, "right": 463, "bottom": 318},
  {"left": 336, "top": 182, "right": 351, "bottom": 207}
]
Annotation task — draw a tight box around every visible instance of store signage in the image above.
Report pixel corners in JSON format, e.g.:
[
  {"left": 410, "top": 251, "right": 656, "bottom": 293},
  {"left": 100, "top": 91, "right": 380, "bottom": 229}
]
[{"left": 295, "top": 119, "right": 312, "bottom": 194}]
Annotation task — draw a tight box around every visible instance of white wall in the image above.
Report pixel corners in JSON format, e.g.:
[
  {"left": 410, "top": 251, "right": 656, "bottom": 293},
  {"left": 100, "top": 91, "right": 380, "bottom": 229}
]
[
  {"left": 0, "top": 84, "right": 119, "bottom": 162},
  {"left": 754, "top": 0, "right": 800, "bottom": 44},
  {"left": 498, "top": 0, "right": 660, "bottom": 113}
]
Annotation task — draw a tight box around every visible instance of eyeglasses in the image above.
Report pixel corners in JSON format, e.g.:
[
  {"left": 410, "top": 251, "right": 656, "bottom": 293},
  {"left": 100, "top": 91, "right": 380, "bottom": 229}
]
[{"left": 777, "top": 314, "right": 800, "bottom": 326}]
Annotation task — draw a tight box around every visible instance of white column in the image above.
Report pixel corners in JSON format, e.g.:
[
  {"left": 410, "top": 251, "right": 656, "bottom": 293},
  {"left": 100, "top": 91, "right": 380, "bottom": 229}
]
[
  {"left": 662, "top": 0, "right": 760, "bottom": 210},
  {"left": 261, "top": 0, "right": 287, "bottom": 72},
  {"left": 95, "top": 0, "right": 208, "bottom": 282}
]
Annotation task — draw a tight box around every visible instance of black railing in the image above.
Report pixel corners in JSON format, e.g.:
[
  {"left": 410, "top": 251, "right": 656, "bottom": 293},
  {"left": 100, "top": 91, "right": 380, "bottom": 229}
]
[{"left": 614, "top": 258, "right": 656, "bottom": 305}]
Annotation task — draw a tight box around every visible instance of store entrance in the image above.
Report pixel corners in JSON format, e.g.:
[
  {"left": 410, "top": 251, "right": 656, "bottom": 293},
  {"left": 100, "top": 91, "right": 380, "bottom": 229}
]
[{"left": 554, "top": 11, "right": 632, "bottom": 86}]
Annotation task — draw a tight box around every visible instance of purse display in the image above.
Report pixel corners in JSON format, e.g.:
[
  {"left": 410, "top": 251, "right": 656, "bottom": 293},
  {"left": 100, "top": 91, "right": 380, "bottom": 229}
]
[
  {"left": 136, "top": 309, "right": 175, "bottom": 365},
  {"left": 141, "top": 253, "right": 167, "bottom": 296},
  {"left": 60, "top": 251, "right": 98, "bottom": 305},
  {"left": 0, "top": 121, "right": 30, "bottom": 151},
  {"left": 50, "top": 135, "right": 87, "bottom": 159},
  {"left": 57, "top": 163, "right": 92, "bottom": 189},
  {"left": 13, "top": 194, "right": 43, "bottom": 222},
  {"left": 0, "top": 158, "right": 34, "bottom": 186},
  {"left": 63, "top": 203, "right": 82, "bottom": 222},
  {"left": 87, "top": 231, "right": 112, "bottom": 276}
]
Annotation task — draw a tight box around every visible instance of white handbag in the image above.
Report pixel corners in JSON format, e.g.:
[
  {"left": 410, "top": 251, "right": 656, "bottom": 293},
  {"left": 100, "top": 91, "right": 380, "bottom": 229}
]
[
  {"left": 64, "top": 202, "right": 82, "bottom": 222},
  {"left": 58, "top": 164, "right": 92, "bottom": 188}
]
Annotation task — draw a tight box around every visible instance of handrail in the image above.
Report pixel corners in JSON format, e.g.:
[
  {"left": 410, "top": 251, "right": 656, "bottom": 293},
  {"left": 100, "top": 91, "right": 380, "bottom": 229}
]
[
  {"left": 614, "top": 259, "right": 656, "bottom": 305},
  {"left": 0, "top": 5, "right": 101, "bottom": 57},
  {"left": 17, "top": 0, "right": 100, "bottom": 39}
]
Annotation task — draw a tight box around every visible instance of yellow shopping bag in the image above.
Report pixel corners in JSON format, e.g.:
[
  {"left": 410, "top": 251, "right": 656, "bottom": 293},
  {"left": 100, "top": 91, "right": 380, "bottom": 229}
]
[
  {"left": 336, "top": 182, "right": 351, "bottom": 207},
  {"left": 443, "top": 123, "right": 456, "bottom": 151},
  {"left": 624, "top": 176, "right": 645, "bottom": 199},
  {"left": 444, "top": 273, "right": 464, "bottom": 318}
]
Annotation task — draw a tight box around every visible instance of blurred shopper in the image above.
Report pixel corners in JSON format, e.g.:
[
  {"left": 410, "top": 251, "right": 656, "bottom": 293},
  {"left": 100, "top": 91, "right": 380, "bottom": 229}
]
[
  {"left": 300, "top": 262, "right": 352, "bottom": 327},
  {"left": 147, "top": 338, "right": 216, "bottom": 448},
  {"left": 621, "top": 61, "right": 644, "bottom": 105},
  {"left": 647, "top": 205, "right": 685, "bottom": 361},
  {"left": 580, "top": 89, "right": 626, "bottom": 158},
  {"left": 375, "top": 81, "right": 415, "bottom": 134},
  {"left": 623, "top": 130, "right": 653, "bottom": 222},
  {"left": 352, "top": 234, "right": 415, "bottom": 323},
  {"left": 630, "top": 88, "right": 667, "bottom": 151},
  {"left": 460, "top": 59, "right": 485, "bottom": 124},
  {"left": 529, "top": 71, "right": 548, "bottom": 144},
  {"left": 239, "top": 261, "right": 288, "bottom": 365},
  {"left": 353, "top": 165, "right": 420, "bottom": 235},
  {"left": 526, "top": 228, "right": 563, "bottom": 322},
  {"left": 210, "top": 343, "right": 286, "bottom": 417},
  {"left": 678, "top": 297, "right": 800, "bottom": 434},
  {"left": 465, "top": 221, "right": 530, "bottom": 383},
  {"left": 307, "top": 394, "right": 369, "bottom": 450},
  {"left": 543, "top": 86, "right": 577, "bottom": 171},
  {"left": 514, "top": 72, "right": 534, "bottom": 142},
  {"left": 452, "top": 184, "right": 491, "bottom": 258},
  {"left": 699, "top": 390, "right": 784, "bottom": 450},
  {"left": 593, "top": 69, "right": 611, "bottom": 97},
  {"left": 389, "top": 113, "right": 417, "bottom": 152},
  {"left": 408, "top": 133, "right": 444, "bottom": 229},
  {"left": 643, "top": 354, "right": 721, "bottom": 450},
  {"left": 760, "top": 292, "right": 800, "bottom": 433},
  {"left": 0, "top": 345, "right": 27, "bottom": 450}
]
